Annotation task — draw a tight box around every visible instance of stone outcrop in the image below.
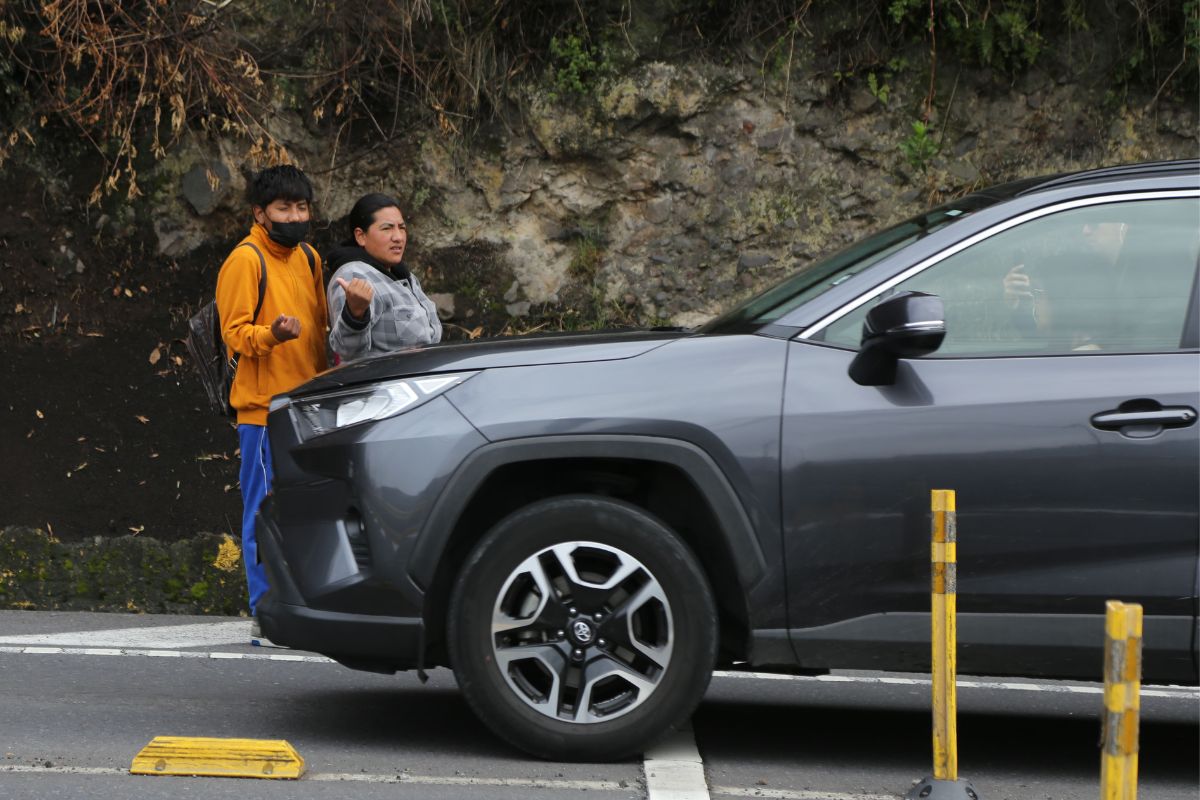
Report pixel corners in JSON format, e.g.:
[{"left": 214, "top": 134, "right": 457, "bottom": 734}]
[{"left": 148, "top": 60, "right": 1198, "bottom": 330}]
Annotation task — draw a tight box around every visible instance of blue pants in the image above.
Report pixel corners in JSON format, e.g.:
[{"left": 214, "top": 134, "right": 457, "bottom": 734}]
[{"left": 238, "top": 424, "right": 273, "bottom": 615}]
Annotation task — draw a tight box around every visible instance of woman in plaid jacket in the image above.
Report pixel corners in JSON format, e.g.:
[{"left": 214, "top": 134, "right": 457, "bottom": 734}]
[{"left": 327, "top": 193, "right": 442, "bottom": 363}]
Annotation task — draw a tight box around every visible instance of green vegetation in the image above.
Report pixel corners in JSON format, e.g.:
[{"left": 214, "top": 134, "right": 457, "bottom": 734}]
[
  {"left": 761, "top": 15, "right": 806, "bottom": 89},
  {"left": 866, "top": 72, "right": 889, "bottom": 105},
  {"left": 548, "top": 34, "right": 614, "bottom": 102},
  {"left": 408, "top": 184, "right": 433, "bottom": 212},
  {"left": 567, "top": 225, "right": 606, "bottom": 281},
  {"left": 0, "top": 527, "right": 245, "bottom": 614},
  {"left": 0, "top": 1, "right": 1192, "bottom": 200},
  {"left": 900, "top": 120, "right": 939, "bottom": 173},
  {"left": 563, "top": 224, "right": 619, "bottom": 329},
  {"left": 886, "top": 0, "right": 1044, "bottom": 74}
]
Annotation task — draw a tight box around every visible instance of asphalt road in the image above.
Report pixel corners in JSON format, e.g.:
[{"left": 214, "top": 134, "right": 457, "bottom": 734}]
[{"left": 0, "top": 611, "right": 1195, "bottom": 800}]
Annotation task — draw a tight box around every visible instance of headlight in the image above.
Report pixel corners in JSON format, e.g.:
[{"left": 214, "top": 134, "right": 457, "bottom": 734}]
[{"left": 291, "top": 373, "right": 475, "bottom": 439}]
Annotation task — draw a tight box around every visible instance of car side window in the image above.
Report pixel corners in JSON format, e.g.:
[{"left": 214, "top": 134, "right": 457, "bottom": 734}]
[{"left": 821, "top": 197, "right": 1200, "bottom": 356}]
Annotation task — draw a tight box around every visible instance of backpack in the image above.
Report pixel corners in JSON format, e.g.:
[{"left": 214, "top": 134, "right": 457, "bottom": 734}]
[{"left": 185, "top": 241, "right": 316, "bottom": 418}]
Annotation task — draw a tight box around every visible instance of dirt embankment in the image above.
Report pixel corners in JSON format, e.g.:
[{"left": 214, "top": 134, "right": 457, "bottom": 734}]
[
  {"left": 0, "top": 161, "right": 521, "bottom": 610},
  {"left": 1, "top": 166, "right": 246, "bottom": 545},
  {"left": 0, "top": 151, "right": 518, "bottom": 613}
]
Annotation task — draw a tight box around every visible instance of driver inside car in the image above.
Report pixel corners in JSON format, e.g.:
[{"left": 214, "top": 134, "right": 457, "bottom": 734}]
[{"left": 1001, "top": 218, "right": 1129, "bottom": 350}]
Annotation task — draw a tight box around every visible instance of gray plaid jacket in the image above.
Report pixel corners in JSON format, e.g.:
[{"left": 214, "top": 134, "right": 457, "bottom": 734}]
[{"left": 327, "top": 260, "right": 442, "bottom": 363}]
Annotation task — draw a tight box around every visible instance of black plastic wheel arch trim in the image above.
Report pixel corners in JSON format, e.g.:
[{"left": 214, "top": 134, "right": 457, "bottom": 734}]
[{"left": 407, "top": 435, "right": 767, "bottom": 595}]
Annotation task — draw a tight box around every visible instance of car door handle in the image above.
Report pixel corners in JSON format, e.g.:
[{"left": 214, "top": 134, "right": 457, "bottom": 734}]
[{"left": 1091, "top": 406, "right": 1197, "bottom": 430}]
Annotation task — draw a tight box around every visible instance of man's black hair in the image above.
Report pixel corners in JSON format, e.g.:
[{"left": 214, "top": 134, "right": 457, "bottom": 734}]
[{"left": 247, "top": 165, "right": 313, "bottom": 208}]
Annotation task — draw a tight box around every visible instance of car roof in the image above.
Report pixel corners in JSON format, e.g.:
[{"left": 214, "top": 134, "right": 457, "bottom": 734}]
[{"left": 973, "top": 159, "right": 1200, "bottom": 203}]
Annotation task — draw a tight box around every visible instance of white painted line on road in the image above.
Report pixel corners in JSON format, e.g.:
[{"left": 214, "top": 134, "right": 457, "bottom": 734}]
[
  {"left": 712, "top": 786, "right": 899, "bottom": 800},
  {"left": 644, "top": 728, "right": 710, "bottom": 800},
  {"left": 309, "top": 772, "right": 629, "bottom": 791},
  {"left": 0, "top": 764, "right": 631, "bottom": 792},
  {"left": 1, "top": 641, "right": 1195, "bottom": 701},
  {"left": 2, "top": 766, "right": 127, "bottom": 776},
  {"left": 0, "top": 764, "right": 907, "bottom": 800},
  {"left": 712, "top": 670, "right": 1199, "bottom": 699},
  {"left": 0, "top": 645, "right": 334, "bottom": 664},
  {"left": 0, "top": 764, "right": 905, "bottom": 799},
  {"left": 0, "top": 621, "right": 250, "bottom": 649}
]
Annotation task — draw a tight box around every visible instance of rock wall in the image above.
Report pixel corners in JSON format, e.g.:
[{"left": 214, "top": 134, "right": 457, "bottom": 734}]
[{"left": 154, "top": 59, "right": 1198, "bottom": 333}]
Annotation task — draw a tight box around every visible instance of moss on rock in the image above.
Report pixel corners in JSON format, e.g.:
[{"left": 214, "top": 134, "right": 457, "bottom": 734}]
[{"left": 0, "top": 526, "right": 246, "bottom": 615}]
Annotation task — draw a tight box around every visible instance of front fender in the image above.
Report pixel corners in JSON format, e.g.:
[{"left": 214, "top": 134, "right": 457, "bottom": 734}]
[{"left": 407, "top": 435, "right": 767, "bottom": 598}]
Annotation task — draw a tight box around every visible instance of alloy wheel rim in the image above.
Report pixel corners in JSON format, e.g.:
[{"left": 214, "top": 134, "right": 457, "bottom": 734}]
[{"left": 490, "top": 540, "right": 674, "bottom": 724}]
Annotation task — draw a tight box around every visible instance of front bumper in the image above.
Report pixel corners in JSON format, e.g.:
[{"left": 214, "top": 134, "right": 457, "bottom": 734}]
[
  {"left": 255, "top": 393, "right": 489, "bottom": 669},
  {"left": 256, "top": 499, "right": 424, "bottom": 668}
]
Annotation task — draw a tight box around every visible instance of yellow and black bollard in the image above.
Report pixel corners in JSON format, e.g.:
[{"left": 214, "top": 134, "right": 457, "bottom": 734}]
[
  {"left": 1100, "top": 600, "right": 1142, "bottom": 800},
  {"left": 906, "top": 489, "right": 979, "bottom": 800}
]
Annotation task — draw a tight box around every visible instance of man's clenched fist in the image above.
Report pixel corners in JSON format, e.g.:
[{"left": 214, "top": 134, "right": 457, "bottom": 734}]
[{"left": 271, "top": 314, "right": 302, "bottom": 342}]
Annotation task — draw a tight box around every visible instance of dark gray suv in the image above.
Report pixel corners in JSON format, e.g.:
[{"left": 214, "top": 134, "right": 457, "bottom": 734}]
[{"left": 258, "top": 160, "right": 1199, "bottom": 760}]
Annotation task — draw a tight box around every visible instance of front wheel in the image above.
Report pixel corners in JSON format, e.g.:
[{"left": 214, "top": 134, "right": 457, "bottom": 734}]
[{"left": 447, "top": 495, "right": 718, "bottom": 761}]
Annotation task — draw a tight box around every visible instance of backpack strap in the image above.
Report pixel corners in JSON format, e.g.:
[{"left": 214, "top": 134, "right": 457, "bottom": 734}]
[
  {"left": 298, "top": 241, "right": 318, "bottom": 278},
  {"left": 237, "top": 242, "right": 268, "bottom": 323},
  {"left": 231, "top": 241, "right": 314, "bottom": 327}
]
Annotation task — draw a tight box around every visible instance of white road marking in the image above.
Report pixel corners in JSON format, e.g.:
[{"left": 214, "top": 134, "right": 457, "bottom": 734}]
[
  {"left": 644, "top": 728, "right": 710, "bottom": 800},
  {"left": 1, "top": 644, "right": 1195, "bottom": 700},
  {"left": 711, "top": 670, "right": 1199, "bottom": 699},
  {"left": 0, "top": 764, "right": 629, "bottom": 792},
  {"left": 0, "top": 646, "right": 333, "bottom": 664},
  {"left": 309, "top": 772, "right": 628, "bottom": 790},
  {"left": 0, "top": 765, "right": 907, "bottom": 799},
  {"left": 0, "top": 621, "right": 250, "bottom": 649},
  {"left": 1, "top": 766, "right": 127, "bottom": 776},
  {"left": 712, "top": 787, "right": 899, "bottom": 800}
]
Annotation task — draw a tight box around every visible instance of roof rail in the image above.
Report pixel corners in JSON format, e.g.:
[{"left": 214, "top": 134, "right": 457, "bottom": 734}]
[{"left": 1018, "top": 159, "right": 1200, "bottom": 195}]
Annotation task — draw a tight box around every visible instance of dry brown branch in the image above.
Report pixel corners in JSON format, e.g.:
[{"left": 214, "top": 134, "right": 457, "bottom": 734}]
[
  {"left": 1, "top": 0, "right": 276, "bottom": 200},
  {"left": 0, "top": 0, "right": 1192, "bottom": 198}
]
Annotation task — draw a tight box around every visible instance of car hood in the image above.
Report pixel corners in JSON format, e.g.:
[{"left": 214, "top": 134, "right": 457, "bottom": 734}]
[{"left": 297, "top": 329, "right": 690, "bottom": 392}]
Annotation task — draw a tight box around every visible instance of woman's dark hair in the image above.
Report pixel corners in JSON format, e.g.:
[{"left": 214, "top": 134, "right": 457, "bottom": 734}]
[
  {"left": 346, "top": 193, "right": 402, "bottom": 245},
  {"left": 247, "top": 165, "right": 313, "bottom": 208}
]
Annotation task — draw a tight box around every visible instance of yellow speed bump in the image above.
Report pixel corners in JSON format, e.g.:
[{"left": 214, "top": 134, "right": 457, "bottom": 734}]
[{"left": 130, "top": 736, "right": 305, "bottom": 779}]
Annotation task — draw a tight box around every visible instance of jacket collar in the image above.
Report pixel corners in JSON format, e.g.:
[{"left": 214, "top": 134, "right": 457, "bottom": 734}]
[
  {"left": 328, "top": 243, "right": 410, "bottom": 281},
  {"left": 250, "top": 222, "right": 300, "bottom": 261}
]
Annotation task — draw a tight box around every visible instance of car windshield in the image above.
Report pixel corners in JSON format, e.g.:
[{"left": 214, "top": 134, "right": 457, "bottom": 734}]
[{"left": 699, "top": 194, "right": 999, "bottom": 333}]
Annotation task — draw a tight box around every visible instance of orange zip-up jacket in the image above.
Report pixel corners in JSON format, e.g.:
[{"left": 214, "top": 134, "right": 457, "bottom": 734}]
[{"left": 216, "top": 223, "right": 328, "bottom": 425}]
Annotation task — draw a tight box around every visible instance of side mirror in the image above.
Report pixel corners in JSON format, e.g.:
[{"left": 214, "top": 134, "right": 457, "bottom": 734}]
[{"left": 848, "top": 291, "right": 946, "bottom": 386}]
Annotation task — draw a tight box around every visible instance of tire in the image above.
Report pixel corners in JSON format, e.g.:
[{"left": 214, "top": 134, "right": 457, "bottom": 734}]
[{"left": 447, "top": 495, "right": 718, "bottom": 761}]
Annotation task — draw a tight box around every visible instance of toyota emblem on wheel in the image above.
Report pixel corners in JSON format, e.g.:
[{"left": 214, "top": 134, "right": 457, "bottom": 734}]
[{"left": 572, "top": 621, "right": 593, "bottom": 643}]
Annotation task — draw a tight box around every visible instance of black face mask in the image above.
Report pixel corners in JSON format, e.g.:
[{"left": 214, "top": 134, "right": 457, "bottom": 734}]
[{"left": 266, "top": 220, "right": 310, "bottom": 248}]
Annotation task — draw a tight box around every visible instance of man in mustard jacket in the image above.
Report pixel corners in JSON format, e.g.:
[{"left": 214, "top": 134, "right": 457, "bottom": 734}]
[{"left": 216, "top": 165, "right": 328, "bottom": 635}]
